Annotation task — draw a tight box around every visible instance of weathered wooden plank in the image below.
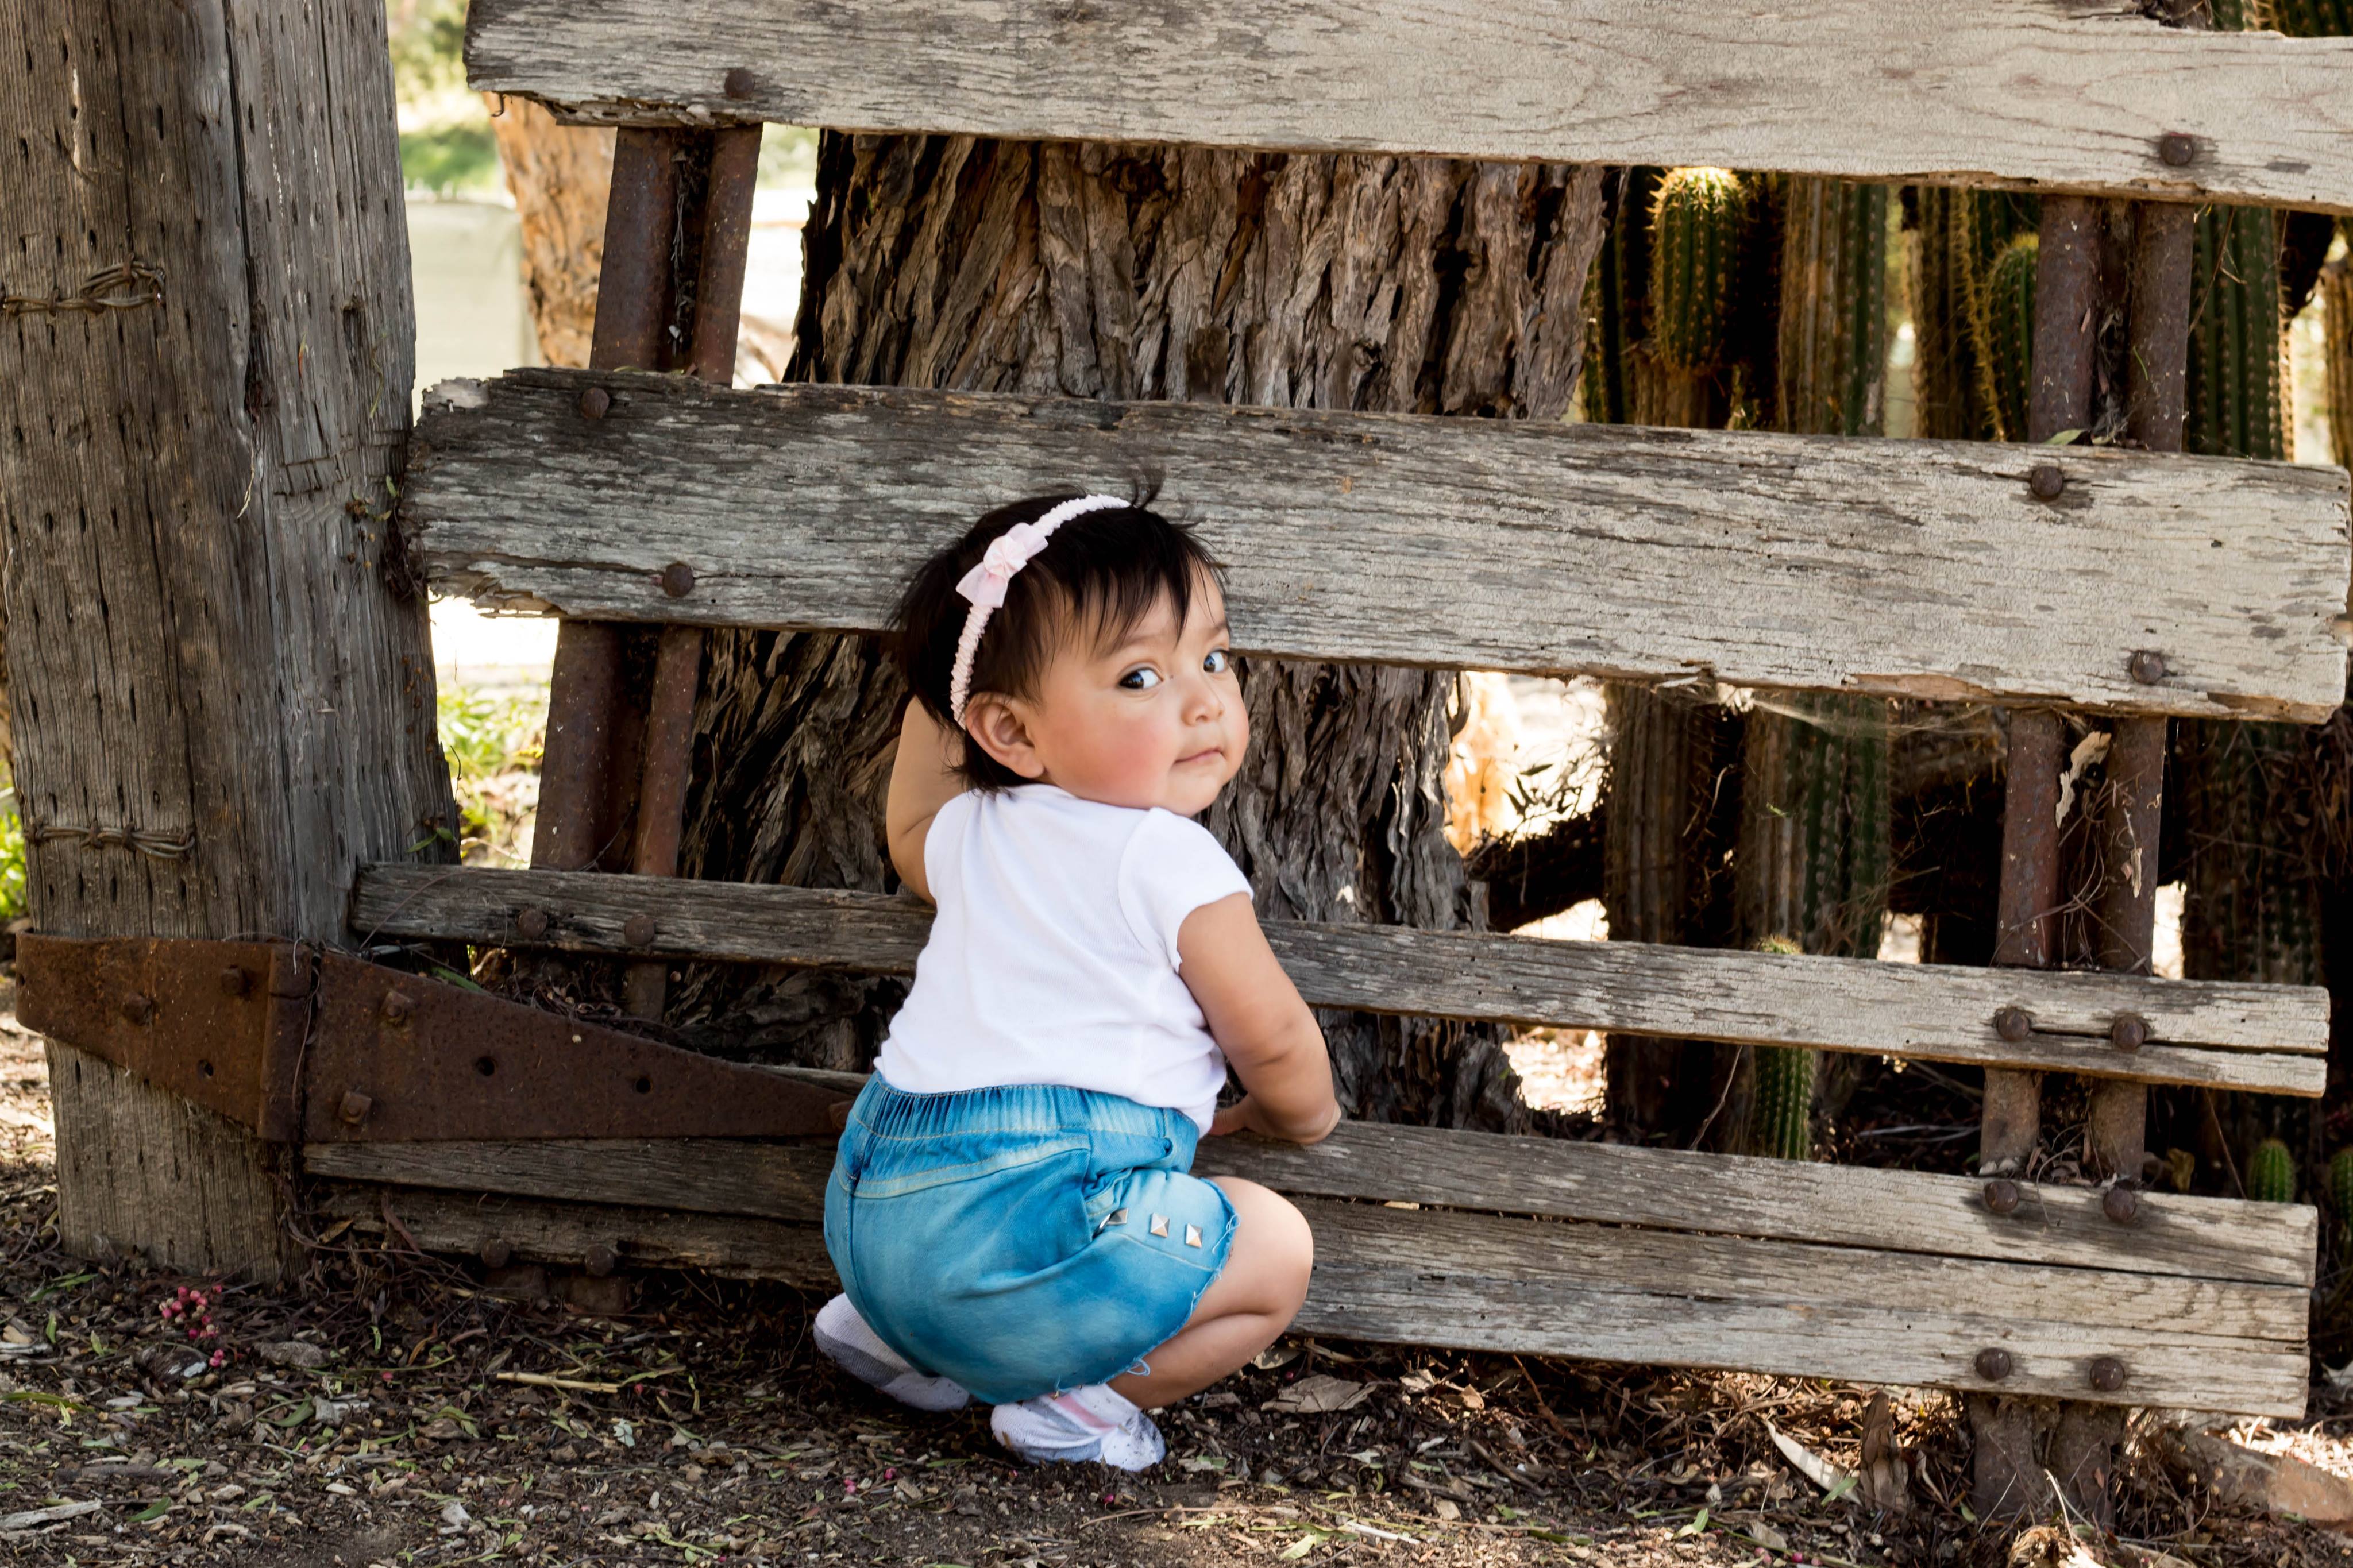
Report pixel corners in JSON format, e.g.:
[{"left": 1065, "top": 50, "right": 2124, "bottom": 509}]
[
  {"left": 349, "top": 864, "right": 2332, "bottom": 1094},
  {"left": 406, "top": 373, "right": 2351, "bottom": 721},
  {"left": 466, "top": 0, "right": 2353, "bottom": 216},
  {"left": 300, "top": 1121, "right": 2319, "bottom": 1287},
  {"left": 318, "top": 1184, "right": 2307, "bottom": 1416}
]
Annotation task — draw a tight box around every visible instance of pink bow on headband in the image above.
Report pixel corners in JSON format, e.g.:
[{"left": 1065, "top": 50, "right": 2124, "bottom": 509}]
[{"left": 954, "top": 520, "right": 1051, "bottom": 609}]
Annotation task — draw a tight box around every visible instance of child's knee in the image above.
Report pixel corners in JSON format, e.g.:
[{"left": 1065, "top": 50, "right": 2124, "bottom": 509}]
[{"left": 1216, "top": 1179, "right": 1314, "bottom": 1311}]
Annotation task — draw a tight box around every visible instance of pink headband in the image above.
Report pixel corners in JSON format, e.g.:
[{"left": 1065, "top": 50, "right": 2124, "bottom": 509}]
[{"left": 948, "top": 493, "right": 1128, "bottom": 728}]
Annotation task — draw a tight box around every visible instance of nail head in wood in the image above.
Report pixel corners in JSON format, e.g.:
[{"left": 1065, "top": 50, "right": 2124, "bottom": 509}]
[
  {"left": 2102, "top": 1184, "right": 2140, "bottom": 1225},
  {"left": 120, "top": 992, "right": 154, "bottom": 1025},
  {"left": 2110, "top": 1011, "right": 2149, "bottom": 1052},
  {"left": 585, "top": 1243, "right": 619, "bottom": 1278},
  {"left": 514, "top": 905, "right": 550, "bottom": 941},
  {"left": 723, "top": 67, "right": 757, "bottom": 98},
  {"left": 1992, "top": 1006, "right": 2032, "bottom": 1042},
  {"left": 2129, "top": 649, "right": 2167, "bottom": 685},
  {"left": 337, "top": 1089, "right": 373, "bottom": 1126},
  {"left": 2088, "top": 1355, "right": 2128, "bottom": 1393},
  {"left": 381, "top": 988, "right": 415, "bottom": 1024},
  {"left": 659, "top": 561, "right": 696, "bottom": 598},
  {"left": 2028, "top": 464, "right": 2065, "bottom": 501},
  {"left": 623, "top": 913, "right": 658, "bottom": 947},
  {"left": 1982, "top": 1177, "right": 2022, "bottom": 1216},
  {"left": 1974, "top": 1347, "right": 2014, "bottom": 1382},
  {"left": 2158, "top": 132, "right": 2197, "bottom": 168},
  {"left": 577, "top": 385, "right": 611, "bottom": 420},
  {"left": 480, "top": 1239, "right": 512, "bottom": 1270}
]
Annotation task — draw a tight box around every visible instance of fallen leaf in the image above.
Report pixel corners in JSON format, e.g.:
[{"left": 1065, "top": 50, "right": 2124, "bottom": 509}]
[
  {"left": 259, "top": 1341, "right": 330, "bottom": 1370},
  {"left": 1263, "top": 1376, "right": 1371, "bottom": 1415},
  {"left": 1432, "top": 1499, "right": 1461, "bottom": 1521},
  {"left": 1766, "top": 1419, "right": 1855, "bottom": 1499}
]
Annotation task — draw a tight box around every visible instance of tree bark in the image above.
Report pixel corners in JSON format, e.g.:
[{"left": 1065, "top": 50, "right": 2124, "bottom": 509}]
[
  {"left": 485, "top": 94, "right": 615, "bottom": 369},
  {"left": 669, "top": 135, "right": 1605, "bottom": 1129},
  {"left": 0, "top": 0, "right": 455, "bottom": 1279}
]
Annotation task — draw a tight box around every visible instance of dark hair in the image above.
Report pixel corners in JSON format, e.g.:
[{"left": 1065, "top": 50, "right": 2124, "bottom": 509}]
[{"left": 890, "top": 486, "right": 1225, "bottom": 791}]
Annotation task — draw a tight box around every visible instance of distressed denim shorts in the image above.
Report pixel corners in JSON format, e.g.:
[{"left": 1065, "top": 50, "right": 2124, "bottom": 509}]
[{"left": 823, "top": 1075, "right": 1237, "bottom": 1405}]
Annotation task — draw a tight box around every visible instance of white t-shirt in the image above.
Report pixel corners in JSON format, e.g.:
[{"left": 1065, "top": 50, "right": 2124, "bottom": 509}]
[{"left": 875, "top": 783, "right": 1253, "bottom": 1131}]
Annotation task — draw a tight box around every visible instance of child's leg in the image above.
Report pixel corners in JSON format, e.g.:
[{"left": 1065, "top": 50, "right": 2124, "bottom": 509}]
[{"left": 1108, "top": 1176, "right": 1313, "bottom": 1409}]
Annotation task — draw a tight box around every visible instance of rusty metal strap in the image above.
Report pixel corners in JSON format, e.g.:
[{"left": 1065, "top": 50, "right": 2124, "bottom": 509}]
[{"left": 16, "top": 934, "right": 848, "bottom": 1143}]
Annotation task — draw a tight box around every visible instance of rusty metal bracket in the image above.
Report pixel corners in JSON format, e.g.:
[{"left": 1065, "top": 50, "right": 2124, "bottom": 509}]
[{"left": 18, "top": 934, "right": 849, "bottom": 1143}]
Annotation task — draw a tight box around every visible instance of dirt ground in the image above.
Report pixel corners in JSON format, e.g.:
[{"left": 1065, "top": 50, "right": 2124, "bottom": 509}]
[{"left": 0, "top": 1012, "right": 2346, "bottom": 1567}]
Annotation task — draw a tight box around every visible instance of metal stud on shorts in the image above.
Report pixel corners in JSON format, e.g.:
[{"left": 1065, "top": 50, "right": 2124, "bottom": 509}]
[
  {"left": 1148, "top": 1214, "right": 1170, "bottom": 1237},
  {"left": 1184, "top": 1225, "right": 1203, "bottom": 1249}
]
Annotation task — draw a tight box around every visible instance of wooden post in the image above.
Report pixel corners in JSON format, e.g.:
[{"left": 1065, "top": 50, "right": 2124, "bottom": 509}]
[
  {"left": 0, "top": 1, "right": 455, "bottom": 1279},
  {"left": 1969, "top": 192, "right": 2108, "bottom": 1520}
]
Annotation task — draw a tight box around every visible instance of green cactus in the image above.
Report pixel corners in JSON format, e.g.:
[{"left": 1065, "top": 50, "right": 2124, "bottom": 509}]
[
  {"left": 1974, "top": 233, "right": 2038, "bottom": 443},
  {"left": 2249, "top": 1138, "right": 2297, "bottom": 1203},
  {"left": 2188, "top": 203, "right": 2286, "bottom": 462},
  {"left": 1907, "top": 188, "right": 1992, "bottom": 441},
  {"left": 1581, "top": 168, "right": 1662, "bottom": 425},
  {"left": 2259, "top": 0, "right": 2353, "bottom": 34},
  {"left": 1738, "top": 178, "right": 1893, "bottom": 1156},
  {"left": 1751, "top": 1048, "right": 1816, "bottom": 1161},
  {"left": 1649, "top": 168, "right": 1749, "bottom": 374},
  {"left": 2329, "top": 1148, "right": 2353, "bottom": 1227}
]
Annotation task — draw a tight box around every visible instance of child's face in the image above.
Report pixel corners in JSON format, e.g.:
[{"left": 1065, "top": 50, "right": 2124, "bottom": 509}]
[{"left": 968, "top": 577, "right": 1247, "bottom": 816}]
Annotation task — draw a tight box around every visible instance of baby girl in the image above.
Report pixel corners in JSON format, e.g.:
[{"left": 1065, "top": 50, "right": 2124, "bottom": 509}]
[{"left": 812, "top": 491, "right": 1340, "bottom": 1469}]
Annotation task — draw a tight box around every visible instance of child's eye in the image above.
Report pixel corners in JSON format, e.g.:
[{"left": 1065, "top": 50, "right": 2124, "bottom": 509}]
[
  {"left": 1203, "top": 648, "right": 1231, "bottom": 675},
  {"left": 1119, "top": 666, "right": 1163, "bottom": 690}
]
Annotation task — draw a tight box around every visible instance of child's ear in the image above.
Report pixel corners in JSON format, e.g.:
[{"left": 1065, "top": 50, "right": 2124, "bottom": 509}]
[{"left": 963, "top": 695, "right": 1047, "bottom": 780}]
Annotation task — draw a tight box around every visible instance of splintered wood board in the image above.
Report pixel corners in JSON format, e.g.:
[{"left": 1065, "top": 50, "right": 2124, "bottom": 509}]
[
  {"left": 316, "top": 1180, "right": 2310, "bottom": 1416},
  {"left": 349, "top": 864, "right": 2332, "bottom": 1094},
  {"left": 404, "top": 372, "right": 2351, "bottom": 720},
  {"left": 465, "top": 0, "right": 2353, "bottom": 214}
]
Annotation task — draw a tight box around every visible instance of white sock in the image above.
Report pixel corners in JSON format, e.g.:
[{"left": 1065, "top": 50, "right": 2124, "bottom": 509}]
[
  {"left": 989, "top": 1384, "right": 1165, "bottom": 1471},
  {"left": 812, "top": 1295, "right": 971, "bottom": 1412}
]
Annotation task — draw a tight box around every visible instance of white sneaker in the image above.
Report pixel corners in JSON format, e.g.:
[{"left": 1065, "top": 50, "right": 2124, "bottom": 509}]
[
  {"left": 812, "top": 1295, "right": 971, "bottom": 1412},
  {"left": 990, "top": 1384, "right": 1166, "bottom": 1470}
]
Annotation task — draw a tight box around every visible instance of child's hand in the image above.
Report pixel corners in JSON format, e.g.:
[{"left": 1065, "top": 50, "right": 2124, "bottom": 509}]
[{"left": 1209, "top": 1094, "right": 1341, "bottom": 1145}]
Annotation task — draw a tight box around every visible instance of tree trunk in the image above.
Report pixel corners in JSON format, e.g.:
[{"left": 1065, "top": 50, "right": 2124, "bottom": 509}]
[
  {"left": 484, "top": 94, "right": 615, "bottom": 370},
  {"left": 670, "top": 135, "right": 1605, "bottom": 1129},
  {"left": 0, "top": 0, "right": 456, "bottom": 1278}
]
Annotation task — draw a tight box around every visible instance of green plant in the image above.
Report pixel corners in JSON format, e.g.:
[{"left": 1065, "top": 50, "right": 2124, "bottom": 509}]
[
  {"left": 1975, "top": 233, "right": 2038, "bottom": 443},
  {"left": 0, "top": 790, "right": 26, "bottom": 924},
  {"left": 437, "top": 685, "right": 547, "bottom": 783},
  {"left": 2249, "top": 1137, "right": 2297, "bottom": 1203},
  {"left": 1580, "top": 169, "right": 1661, "bottom": 425},
  {"left": 1649, "top": 169, "right": 1748, "bottom": 374}
]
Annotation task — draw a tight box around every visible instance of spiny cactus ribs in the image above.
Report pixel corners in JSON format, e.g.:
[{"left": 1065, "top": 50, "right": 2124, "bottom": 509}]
[
  {"left": 2248, "top": 1137, "right": 2297, "bottom": 1204},
  {"left": 1649, "top": 168, "right": 1748, "bottom": 375}
]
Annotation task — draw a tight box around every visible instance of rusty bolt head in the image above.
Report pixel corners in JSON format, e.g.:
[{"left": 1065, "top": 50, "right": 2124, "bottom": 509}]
[
  {"left": 480, "top": 1239, "right": 513, "bottom": 1270},
  {"left": 723, "top": 67, "right": 757, "bottom": 98},
  {"left": 1983, "top": 1177, "right": 2023, "bottom": 1216},
  {"left": 337, "top": 1089, "right": 374, "bottom": 1126},
  {"left": 2088, "top": 1355, "right": 2128, "bottom": 1393},
  {"left": 1992, "top": 1006, "right": 2032, "bottom": 1042},
  {"left": 1974, "top": 1347, "right": 2015, "bottom": 1382},
  {"left": 2128, "top": 649, "right": 2167, "bottom": 685},
  {"left": 2102, "top": 1184, "right": 2140, "bottom": 1225},
  {"left": 514, "top": 905, "right": 551, "bottom": 942},
  {"left": 623, "top": 913, "right": 658, "bottom": 947},
  {"left": 2158, "top": 132, "right": 2197, "bottom": 168},
  {"left": 219, "top": 965, "right": 252, "bottom": 998},
  {"left": 2028, "top": 464, "right": 2066, "bottom": 501},
  {"left": 120, "top": 992, "right": 155, "bottom": 1025},
  {"left": 381, "top": 989, "right": 415, "bottom": 1024},
  {"left": 2109, "top": 1011, "right": 2150, "bottom": 1053},
  {"left": 659, "top": 561, "right": 696, "bottom": 598},
  {"left": 585, "top": 1243, "right": 619, "bottom": 1278},
  {"left": 577, "top": 385, "right": 611, "bottom": 420}
]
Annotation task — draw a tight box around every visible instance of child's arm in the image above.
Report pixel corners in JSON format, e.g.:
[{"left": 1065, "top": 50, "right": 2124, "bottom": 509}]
[
  {"left": 1176, "top": 894, "right": 1341, "bottom": 1145},
  {"left": 884, "top": 699, "right": 966, "bottom": 903}
]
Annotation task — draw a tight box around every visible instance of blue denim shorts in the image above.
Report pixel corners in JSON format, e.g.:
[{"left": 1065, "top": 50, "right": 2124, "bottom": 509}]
[{"left": 823, "top": 1075, "right": 1237, "bottom": 1405}]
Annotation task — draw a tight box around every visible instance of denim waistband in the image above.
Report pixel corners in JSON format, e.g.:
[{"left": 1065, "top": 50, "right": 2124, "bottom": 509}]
[{"left": 848, "top": 1074, "right": 1195, "bottom": 1149}]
